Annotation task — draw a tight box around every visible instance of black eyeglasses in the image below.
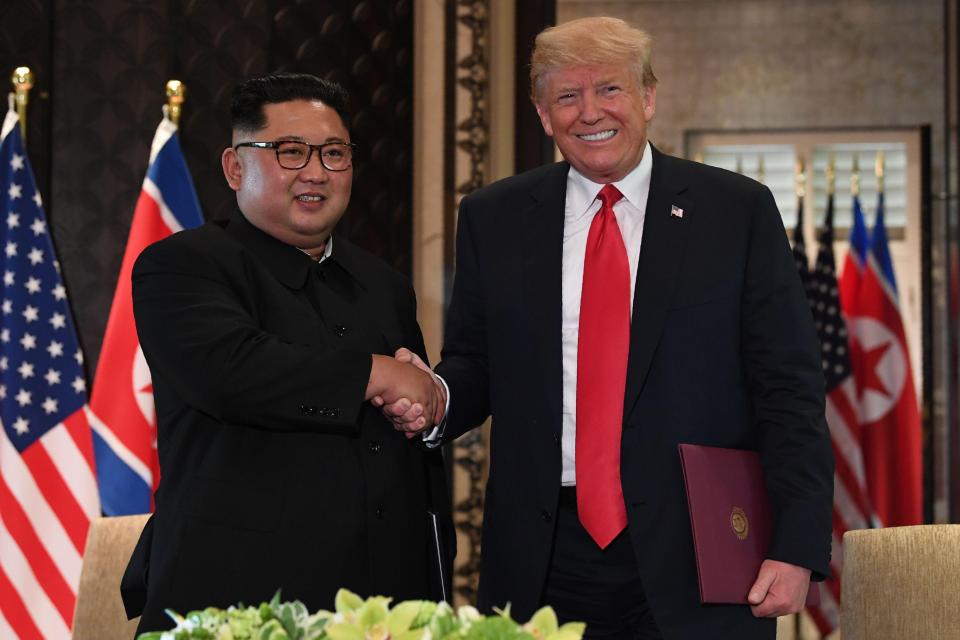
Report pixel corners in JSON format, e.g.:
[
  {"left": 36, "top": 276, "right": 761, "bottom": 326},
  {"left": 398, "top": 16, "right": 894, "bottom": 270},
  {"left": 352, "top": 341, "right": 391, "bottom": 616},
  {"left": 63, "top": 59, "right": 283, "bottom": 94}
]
[{"left": 234, "top": 140, "right": 357, "bottom": 171}]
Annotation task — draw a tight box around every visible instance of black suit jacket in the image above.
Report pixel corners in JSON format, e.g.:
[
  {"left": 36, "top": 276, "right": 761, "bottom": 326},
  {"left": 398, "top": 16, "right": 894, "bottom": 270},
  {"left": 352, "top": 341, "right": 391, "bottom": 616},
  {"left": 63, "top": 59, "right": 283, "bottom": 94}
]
[
  {"left": 124, "top": 212, "right": 453, "bottom": 633},
  {"left": 435, "top": 148, "right": 833, "bottom": 639}
]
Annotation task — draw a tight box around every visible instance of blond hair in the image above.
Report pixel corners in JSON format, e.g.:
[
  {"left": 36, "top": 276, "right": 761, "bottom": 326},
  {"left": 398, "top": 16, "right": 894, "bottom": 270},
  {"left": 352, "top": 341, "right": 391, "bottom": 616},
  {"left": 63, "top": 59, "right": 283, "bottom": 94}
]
[{"left": 530, "top": 16, "right": 657, "bottom": 103}]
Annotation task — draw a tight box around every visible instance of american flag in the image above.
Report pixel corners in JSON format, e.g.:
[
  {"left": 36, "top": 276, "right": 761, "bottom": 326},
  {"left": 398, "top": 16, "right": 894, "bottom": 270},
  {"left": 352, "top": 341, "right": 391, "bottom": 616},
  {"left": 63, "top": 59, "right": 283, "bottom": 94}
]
[
  {"left": 802, "top": 192, "right": 871, "bottom": 635},
  {"left": 0, "top": 105, "right": 100, "bottom": 638},
  {"left": 88, "top": 116, "right": 202, "bottom": 515}
]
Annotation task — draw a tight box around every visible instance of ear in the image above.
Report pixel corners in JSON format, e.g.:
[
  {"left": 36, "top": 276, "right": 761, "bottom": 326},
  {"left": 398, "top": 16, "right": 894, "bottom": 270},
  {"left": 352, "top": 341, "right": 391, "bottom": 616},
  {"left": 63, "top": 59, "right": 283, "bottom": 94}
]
[
  {"left": 535, "top": 101, "right": 554, "bottom": 137},
  {"left": 222, "top": 147, "right": 242, "bottom": 191},
  {"left": 642, "top": 85, "right": 657, "bottom": 122}
]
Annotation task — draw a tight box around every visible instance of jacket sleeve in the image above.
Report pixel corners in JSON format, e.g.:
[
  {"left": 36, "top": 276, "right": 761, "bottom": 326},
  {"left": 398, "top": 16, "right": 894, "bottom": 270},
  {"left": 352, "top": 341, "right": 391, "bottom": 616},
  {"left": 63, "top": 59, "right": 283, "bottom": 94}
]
[
  {"left": 434, "top": 194, "right": 493, "bottom": 441},
  {"left": 741, "top": 185, "right": 835, "bottom": 579},
  {"left": 132, "top": 238, "right": 372, "bottom": 435}
]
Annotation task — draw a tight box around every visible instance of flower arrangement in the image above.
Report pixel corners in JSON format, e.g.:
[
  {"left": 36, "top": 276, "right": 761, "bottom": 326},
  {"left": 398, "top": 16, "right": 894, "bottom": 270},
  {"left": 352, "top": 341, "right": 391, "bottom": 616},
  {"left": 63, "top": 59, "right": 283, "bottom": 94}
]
[{"left": 136, "top": 589, "right": 585, "bottom": 640}]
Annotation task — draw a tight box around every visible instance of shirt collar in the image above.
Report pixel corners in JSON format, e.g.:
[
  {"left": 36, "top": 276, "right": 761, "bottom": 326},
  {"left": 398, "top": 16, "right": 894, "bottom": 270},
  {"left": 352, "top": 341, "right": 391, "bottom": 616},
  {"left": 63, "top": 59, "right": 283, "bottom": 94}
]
[
  {"left": 297, "top": 237, "right": 334, "bottom": 263},
  {"left": 565, "top": 140, "right": 653, "bottom": 220}
]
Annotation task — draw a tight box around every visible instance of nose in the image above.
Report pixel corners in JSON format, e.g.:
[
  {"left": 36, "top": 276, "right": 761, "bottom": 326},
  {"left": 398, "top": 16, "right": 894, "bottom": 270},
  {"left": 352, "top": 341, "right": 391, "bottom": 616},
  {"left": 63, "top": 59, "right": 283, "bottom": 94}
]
[
  {"left": 299, "top": 148, "right": 329, "bottom": 181},
  {"left": 580, "top": 91, "right": 602, "bottom": 124}
]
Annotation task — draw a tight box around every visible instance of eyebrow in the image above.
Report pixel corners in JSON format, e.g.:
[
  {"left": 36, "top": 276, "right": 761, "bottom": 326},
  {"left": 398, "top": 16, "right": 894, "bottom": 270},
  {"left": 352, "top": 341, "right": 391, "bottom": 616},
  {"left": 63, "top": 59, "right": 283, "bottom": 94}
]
[{"left": 272, "top": 135, "right": 350, "bottom": 144}]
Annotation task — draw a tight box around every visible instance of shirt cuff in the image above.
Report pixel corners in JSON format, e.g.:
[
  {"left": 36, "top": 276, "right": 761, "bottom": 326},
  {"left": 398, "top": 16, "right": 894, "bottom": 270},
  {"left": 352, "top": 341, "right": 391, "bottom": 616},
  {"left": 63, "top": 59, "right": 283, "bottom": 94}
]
[{"left": 422, "top": 374, "right": 450, "bottom": 448}]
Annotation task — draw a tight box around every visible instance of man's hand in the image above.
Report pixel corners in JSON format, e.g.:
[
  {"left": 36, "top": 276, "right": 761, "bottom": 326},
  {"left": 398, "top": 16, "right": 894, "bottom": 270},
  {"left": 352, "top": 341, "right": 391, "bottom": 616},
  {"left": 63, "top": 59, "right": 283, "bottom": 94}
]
[
  {"left": 365, "top": 353, "right": 444, "bottom": 436},
  {"left": 747, "top": 559, "right": 812, "bottom": 617},
  {"left": 370, "top": 348, "right": 446, "bottom": 437},
  {"left": 367, "top": 347, "right": 447, "bottom": 438}
]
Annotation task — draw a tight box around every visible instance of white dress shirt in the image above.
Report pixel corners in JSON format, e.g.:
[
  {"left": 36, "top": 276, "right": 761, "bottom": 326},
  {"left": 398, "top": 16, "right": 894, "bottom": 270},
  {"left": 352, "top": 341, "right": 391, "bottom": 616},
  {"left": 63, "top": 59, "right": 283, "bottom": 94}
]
[{"left": 560, "top": 142, "right": 653, "bottom": 485}]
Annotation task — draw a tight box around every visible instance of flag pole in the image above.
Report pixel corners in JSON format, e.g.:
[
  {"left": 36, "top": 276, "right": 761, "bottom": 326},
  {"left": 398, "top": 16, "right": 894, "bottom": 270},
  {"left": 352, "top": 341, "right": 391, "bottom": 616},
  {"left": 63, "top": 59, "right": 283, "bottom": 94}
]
[
  {"left": 165, "top": 79, "right": 186, "bottom": 125},
  {"left": 827, "top": 153, "right": 836, "bottom": 196},
  {"left": 795, "top": 157, "right": 806, "bottom": 199},
  {"left": 10, "top": 66, "right": 33, "bottom": 142},
  {"left": 757, "top": 155, "right": 765, "bottom": 185},
  {"left": 875, "top": 150, "right": 885, "bottom": 195},
  {"left": 851, "top": 153, "right": 860, "bottom": 197}
]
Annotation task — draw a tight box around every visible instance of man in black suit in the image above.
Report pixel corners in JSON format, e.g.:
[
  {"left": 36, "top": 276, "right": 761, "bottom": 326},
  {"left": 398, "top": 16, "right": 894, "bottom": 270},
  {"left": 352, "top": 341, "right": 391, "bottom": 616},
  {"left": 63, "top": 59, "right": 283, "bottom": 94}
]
[
  {"left": 383, "top": 16, "right": 832, "bottom": 639},
  {"left": 123, "top": 72, "right": 452, "bottom": 634}
]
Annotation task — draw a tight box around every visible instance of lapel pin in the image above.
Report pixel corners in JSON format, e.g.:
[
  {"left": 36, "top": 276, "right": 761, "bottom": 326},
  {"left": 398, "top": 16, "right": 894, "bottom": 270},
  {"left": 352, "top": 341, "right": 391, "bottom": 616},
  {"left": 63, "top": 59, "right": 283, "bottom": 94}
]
[{"left": 671, "top": 205, "right": 684, "bottom": 219}]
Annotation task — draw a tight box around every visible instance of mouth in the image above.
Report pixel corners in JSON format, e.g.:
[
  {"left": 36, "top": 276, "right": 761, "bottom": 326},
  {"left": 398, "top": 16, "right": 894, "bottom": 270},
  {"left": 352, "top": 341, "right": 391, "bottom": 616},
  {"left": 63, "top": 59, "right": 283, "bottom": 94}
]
[
  {"left": 295, "top": 194, "right": 327, "bottom": 203},
  {"left": 577, "top": 129, "right": 617, "bottom": 142}
]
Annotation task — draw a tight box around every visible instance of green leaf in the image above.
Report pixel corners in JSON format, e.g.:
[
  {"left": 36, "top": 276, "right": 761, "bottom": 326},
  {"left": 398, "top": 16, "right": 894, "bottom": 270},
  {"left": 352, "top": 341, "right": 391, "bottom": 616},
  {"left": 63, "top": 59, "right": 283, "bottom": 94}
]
[
  {"left": 387, "top": 600, "right": 424, "bottom": 634},
  {"left": 463, "top": 616, "right": 531, "bottom": 640},
  {"left": 356, "top": 597, "right": 390, "bottom": 629},
  {"left": 257, "top": 619, "right": 291, "bottom": 640},
  {"left": 526, "top": 606, "right": 558, "bottom": 635},
  {"left": 334, "top": 589, "right": 365, "bottom": 614},
  {"left": 547, "top": 622, "right": 586, "bottom": 640},
  {"left": 324, "top": 622, "right": 365, "bottom": 640},
  {"left": 410, "top": 601, "right": 438, "bottom": 628}
]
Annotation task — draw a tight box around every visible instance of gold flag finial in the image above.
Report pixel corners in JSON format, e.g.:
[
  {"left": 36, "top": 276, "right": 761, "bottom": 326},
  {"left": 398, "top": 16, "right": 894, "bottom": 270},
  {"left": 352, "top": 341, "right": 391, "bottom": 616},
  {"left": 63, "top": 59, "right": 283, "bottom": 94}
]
[
  {"left": 795, "top": 157, "right": 806, "bottom": 199},
  {"left": 875, "top": 150, "right": 885, "bottom": 194},
  {"left": 735, "top": 155, "right": 743, "bottom": 175},
  {"left": 165, "top": 79, "right": 186, "bottom": 126},
  {"left": 11, "top": 66, "right": 34, "bottom": 142},
  {"left": 757, "top": 155, "right": 765, "bottom": 185},
  {"left": 851, "top": 154, "right": 860, "bottom": 197},
  {"left": 693, "top": 150, "right": 704, "bottom": 164}
]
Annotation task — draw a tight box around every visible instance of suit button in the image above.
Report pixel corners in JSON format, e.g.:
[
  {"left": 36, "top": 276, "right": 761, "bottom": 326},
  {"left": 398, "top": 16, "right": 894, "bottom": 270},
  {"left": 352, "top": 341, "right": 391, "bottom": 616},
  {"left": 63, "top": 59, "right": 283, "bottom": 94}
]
[
  {"left": 299, "top": 405, "right": 317, "bottom": 416},
  {"left": 375, "top": 506, "right": 384, "bottom": 519},
  {"left": 334, "top": 324, "right": 348, "bottom": 337},
  {"left": 541, "top": 509, "right": 552, "bottom": 523},
  {"left": 368, "top": 441, "right": 381, "bottom": 453}
]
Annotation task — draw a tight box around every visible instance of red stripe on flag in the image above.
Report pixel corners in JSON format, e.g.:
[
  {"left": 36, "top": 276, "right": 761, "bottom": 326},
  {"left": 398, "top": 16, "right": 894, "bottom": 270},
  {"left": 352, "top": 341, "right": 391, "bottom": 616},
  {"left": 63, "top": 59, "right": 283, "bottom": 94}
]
[
  {"left": 0, "top": 474, "right": 75, "bottom": 626},
  {"left": 0, "top": 562, "right": 44, "bottom": 640},
  {"left": 19, "top": 442, "right": 90, "bottom": 554},
  {"left": 63, "top": 409, "right": 98, "bottom": 475},
  {"left": 806, "top": 602, "right": 833, "bottom": 637}
]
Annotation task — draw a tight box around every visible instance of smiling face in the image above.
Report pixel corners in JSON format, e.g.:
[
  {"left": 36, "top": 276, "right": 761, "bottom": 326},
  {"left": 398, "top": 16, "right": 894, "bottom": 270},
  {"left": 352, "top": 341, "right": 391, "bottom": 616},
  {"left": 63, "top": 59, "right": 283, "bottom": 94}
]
[
  {"left": 222, "top": 99, "right": 352, "bottom": 253},
  {"left": 535, "top": 63, "right": 656, "bottom": 183}
]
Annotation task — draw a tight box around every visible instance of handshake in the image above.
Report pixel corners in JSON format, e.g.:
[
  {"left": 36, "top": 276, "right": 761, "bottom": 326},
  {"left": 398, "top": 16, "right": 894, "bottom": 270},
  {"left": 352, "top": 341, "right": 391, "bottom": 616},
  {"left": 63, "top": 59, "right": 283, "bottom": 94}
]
[{"left": 365, "top": 348, "right": 446, "bottom": 438}]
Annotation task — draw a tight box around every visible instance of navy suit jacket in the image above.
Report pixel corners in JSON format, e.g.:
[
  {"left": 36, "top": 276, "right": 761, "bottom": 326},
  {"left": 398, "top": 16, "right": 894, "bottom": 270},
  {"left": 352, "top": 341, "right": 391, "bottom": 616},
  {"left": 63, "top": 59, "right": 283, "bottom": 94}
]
[{"left": 435, "top": 148, "right": 833, "bottom": 639}]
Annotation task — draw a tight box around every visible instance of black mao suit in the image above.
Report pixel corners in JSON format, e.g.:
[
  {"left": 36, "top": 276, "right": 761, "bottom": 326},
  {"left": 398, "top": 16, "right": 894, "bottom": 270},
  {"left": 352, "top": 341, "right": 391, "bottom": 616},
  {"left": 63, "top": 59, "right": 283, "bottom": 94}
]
[
  {"left": 435, "top": 147, "right": 833, "bottom": 639},
  {"left": 124, "top": 211, "right": 453, "bottom": 633}
]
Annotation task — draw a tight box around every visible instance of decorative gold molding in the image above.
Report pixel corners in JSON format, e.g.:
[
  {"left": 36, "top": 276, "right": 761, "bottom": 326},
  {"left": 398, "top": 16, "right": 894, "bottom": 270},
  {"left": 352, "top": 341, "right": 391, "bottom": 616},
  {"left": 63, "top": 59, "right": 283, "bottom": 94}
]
[{"left": 450, "top": 0, "right": 492, "bottom": 607}]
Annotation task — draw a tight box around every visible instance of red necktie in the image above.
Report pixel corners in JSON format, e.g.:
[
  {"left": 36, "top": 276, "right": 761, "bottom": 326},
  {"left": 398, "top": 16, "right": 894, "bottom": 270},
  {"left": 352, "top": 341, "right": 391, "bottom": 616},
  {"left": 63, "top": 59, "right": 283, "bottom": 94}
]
[{"left": 576, "top": 183, "right": 630, "bottom": 549}]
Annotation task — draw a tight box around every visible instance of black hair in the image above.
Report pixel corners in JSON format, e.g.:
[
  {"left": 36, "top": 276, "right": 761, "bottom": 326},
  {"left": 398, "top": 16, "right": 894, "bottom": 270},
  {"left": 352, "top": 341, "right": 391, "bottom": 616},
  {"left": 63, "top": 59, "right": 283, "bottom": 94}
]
[{"left": 229, "top": 72, "right": 351, "bottom": 133}]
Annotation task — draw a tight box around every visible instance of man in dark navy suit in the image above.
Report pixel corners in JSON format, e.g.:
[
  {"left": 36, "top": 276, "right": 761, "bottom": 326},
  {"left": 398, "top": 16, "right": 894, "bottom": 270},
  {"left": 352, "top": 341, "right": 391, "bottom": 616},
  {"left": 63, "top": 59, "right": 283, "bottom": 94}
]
[{"left": 383, "top": 16, "right": 832, "bottom": 640}]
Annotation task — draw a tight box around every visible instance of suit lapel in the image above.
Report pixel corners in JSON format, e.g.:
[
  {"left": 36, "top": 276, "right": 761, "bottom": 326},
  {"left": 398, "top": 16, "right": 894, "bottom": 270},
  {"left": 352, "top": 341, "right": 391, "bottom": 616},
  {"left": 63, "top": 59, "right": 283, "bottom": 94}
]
[
  {"left": 522, "top": 163, "right": 569, "bottom": 437},
  {"left": 623, "top": 149, "right": 692, "bottom": 419}
]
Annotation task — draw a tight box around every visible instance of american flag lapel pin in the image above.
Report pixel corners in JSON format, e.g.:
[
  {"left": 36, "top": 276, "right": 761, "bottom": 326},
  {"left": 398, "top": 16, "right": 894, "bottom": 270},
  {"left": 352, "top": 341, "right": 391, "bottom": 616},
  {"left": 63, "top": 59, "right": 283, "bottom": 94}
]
[{"left": 670, "top": 204, "right": 684, "bottom": 219}]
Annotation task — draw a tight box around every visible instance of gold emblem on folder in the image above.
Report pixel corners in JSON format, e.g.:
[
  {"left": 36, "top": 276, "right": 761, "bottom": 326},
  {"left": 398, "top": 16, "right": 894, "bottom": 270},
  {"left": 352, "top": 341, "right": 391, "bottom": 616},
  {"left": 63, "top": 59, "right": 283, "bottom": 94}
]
[{"left": 730, "top": 506, "right": 749, "bottom": 540}]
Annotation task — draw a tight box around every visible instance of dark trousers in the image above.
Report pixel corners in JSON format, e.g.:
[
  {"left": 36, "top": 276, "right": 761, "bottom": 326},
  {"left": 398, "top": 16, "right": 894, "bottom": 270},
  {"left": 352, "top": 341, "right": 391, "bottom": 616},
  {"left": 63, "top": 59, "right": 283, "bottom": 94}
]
[{"left": 542, "top": 487, "right": 663, "bottom": 639}]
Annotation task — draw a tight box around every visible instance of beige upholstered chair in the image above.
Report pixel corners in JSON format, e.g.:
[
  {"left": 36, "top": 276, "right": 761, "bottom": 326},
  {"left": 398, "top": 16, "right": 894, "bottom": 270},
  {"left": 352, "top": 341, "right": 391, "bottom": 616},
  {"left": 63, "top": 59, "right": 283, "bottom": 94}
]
[
  {"left": 841, "top": 524, "right": 960, "bottom": 640},
  {"left": 72, "top": 514, "right": 150, "bottom": 640}
]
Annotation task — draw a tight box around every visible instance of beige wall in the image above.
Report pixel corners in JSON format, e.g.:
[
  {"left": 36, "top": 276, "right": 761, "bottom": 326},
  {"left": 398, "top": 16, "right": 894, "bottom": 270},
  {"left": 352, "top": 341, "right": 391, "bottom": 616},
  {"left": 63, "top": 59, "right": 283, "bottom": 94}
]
[{"left": 557, "top": 1, "right": 944, "bottom": 171}]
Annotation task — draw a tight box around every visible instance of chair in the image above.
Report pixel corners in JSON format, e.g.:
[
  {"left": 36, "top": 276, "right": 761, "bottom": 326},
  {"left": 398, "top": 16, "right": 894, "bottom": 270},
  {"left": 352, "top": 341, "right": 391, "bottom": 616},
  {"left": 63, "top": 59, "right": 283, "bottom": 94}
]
[
  {"left": 72, "top": 514, "right": 150, "bottom": 640},
  {"left": 841, "top": 524, "right": 960, "bottom": 640}
]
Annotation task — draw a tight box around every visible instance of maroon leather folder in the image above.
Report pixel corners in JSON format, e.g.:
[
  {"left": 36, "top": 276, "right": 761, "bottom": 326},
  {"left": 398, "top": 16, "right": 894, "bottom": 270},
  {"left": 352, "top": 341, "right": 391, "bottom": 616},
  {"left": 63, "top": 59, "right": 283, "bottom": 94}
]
[{"left": 678, "top": 444, "right": 819, "bottom": 606}]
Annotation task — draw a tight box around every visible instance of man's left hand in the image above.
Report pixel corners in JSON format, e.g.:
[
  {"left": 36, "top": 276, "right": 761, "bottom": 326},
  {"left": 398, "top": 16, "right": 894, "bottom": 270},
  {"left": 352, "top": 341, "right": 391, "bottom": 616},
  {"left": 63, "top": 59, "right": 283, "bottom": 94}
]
[{"left": 747, "top": 559, "right": 811, "bottom": 617}]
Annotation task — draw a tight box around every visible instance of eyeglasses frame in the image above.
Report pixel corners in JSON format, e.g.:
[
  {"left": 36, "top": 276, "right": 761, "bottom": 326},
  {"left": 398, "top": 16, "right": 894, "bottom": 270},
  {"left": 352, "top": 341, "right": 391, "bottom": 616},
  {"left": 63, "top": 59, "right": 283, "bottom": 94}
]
[{"left": 233, "top": 140, "right": 358, "bottom": 172}]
